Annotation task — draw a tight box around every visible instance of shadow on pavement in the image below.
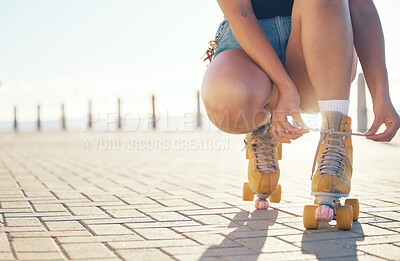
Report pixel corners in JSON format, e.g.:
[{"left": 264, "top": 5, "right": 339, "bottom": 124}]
[
  {"left": 300, "top": 221, "right": 365, "bottom": 260},
  {"left": 198, "top": 209, "right": 278, "bottom": 260}
]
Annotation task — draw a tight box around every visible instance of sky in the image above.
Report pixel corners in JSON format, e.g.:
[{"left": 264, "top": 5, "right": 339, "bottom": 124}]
[{"left": 0, "top": 0, "right": 399, "bottom": 124}]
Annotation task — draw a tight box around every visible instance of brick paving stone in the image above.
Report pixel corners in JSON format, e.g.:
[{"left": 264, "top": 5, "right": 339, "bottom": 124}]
[
  {"left": 156, "top": 199, "right": 198, "bottom": 207},
  {"left": 88, "top": 224, "right": 135, "bottom": 235},
  {"left": 334, "top": 234, "right": 400, "bottom": 247},
  {"left": 83, "top": 217, "right": 155, "bottom": 225},
  {"left": 117, "top": 196, "right": 156, "bottom": 205},
  {"left": 214, "top": 251, "right": 319, "bottom": 261},
  {"left": 371, "top": 221, "right": 400, "bottom": 229},
  {"left": 296, "top": 240, "right": 358, "bottom": 259},
  {"left": 351, "top": 223, "right": 399, "bottom": 236},
  {"left": 163, "top": 245, "right": 258, "bottom": 257},
  {"left": 3, "top": 213, "right": 68, "bottom": 219},
  {"left": 67, "top": 206, "right": 109, "bottom": 216},
  {"left": 0, "top": 226, "right": 46, "bottom": 232},
  {"left": 134, "top": 227, "right": 185, "bottom": 240},
  {"left": 102, "top": 209, "right": 146, "bottom": 218},
  {"left": 1, "top": 201, "right": 31, "bottom": 209},
  {"left": 12, "top": 238, "right": 58, "bottom": 252},
  {"left": 10, "top": 231, "right": 92, "bottom": 239},
  {"left": 61, "top": 243, "right": 116, "bottom": 259},
  {"left": 84, "top": 194, "right": 120, "bottom": 202},
  {"left": 125, "top": 220, "right": 200, "bottom": 230},
  {"left": 45, "top": 221, "right": 85, "bottom": 231},
  {"left": 172, "top": 225, "right": 242, "bottom": 234},
  {"left": 32, "top": 204, "right": 68, "bottom": 212},
  {"left": 184, "top": 232, "right": 240, "bottom": 247},
  {"left": 179, "top": 208, "right": 241, "bottom": 216},
  {"left": 0, "top": 252, "right": 14, "bottom": 260},
  {"left": 0, "top": 233, "right": 10, "bottom": 251},
  {"left": 109, "top": 239, "right": 200, "bottom": 249},
  {"left": 145, "top": 211, "right": 191, "bottom": 222},
  {"left": 277, "top": 231, "right": 363, "bottom": 243},
  {"left": 358, "top": 244, "right": 400, "bottom": 260},
  {"left": 57, "top": 234, "right": 144, "bottom": 244},
  {"left": 5, "top": 218, "right": 42, "bottom": 227},
  {"left": 226, "top": 228, "right": 301, "bottom": 239},
  {"left": 138, "top": 205, "right": 204, "bottom": 213},
  {"left": 175, "top": 254, "right": 221, "bottom": 261},
  {"left": 189, "top": 215, "right": 236, "bottom": 226},
  {"left": 238, "top": 237, "right": 301, "bottom": 253},
  {"left": 116, "top": 249, "right": 174, "bottom": 261},
  {"left": 15, "top": 252, "right": 64, "bottom": 260}
]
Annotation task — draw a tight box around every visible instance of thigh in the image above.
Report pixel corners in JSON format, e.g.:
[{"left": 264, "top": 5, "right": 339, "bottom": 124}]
[
  {"left": 201, "top": 49, "right": 274, "bottom": 132},
  {"left": 202, "top": 49, "right": 273, "bottom": 109}
]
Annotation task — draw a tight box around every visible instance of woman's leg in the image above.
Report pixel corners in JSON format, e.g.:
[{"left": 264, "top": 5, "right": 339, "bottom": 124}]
[
  {"left": 286, "top": 1, "right": 360, "bottom": 227},
  {"left": 202, "top": 49, "right": 274, "bottom": 134},
  {"left": 285, "top": 0, "right": 356, "bottom": 111}
]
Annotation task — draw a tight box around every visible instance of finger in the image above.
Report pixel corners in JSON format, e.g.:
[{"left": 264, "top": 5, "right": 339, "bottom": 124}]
[
  {"left": 292, "top": 112, "right": 309, "bottom": 131},
  {"left": 367, "top": 122, "right": 397, "bottom": 142},
  {"left": 365, "top": 120, "right": 382, "bottom": 136},
  {"left": 281, "top": 120, "right": 307, "bottom": 135},
  {"left": 272, "top": 129, "right": 291, "bottom": 144},
  {"left": 271, "top": 122, "right": 286, "bottom": 143},
  {"left": 272, "top": 124, "right": 291, "bottom": 143},
  {"left": 275, "top": 124, "right": 301, "bottom": 141},
  {"left": 277, "top": 129, "right": 303, "bottom": 140}
]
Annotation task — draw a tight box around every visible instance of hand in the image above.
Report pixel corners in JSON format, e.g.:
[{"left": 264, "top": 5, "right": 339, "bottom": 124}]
[
  {"left": 365, "top": 97, "right": 400, "bottom": 142},
  {"left": 271, "top": 87, "right": 309, "bottom": 143}
]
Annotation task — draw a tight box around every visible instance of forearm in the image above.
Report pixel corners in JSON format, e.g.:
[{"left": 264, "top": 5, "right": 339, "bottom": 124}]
[
  {"left": 350, "top": 0, "right": 391, "bottom": 103},
  {"left": 217, "top": 0, "right": 295, "bottom": 91}
]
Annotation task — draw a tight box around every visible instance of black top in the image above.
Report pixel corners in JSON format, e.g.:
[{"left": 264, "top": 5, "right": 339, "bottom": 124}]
[{"left": 251, "top": 0, "right": 294, "bottom": 19}]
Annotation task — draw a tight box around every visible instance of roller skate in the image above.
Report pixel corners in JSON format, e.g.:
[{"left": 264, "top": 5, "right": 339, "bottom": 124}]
[
  {"left": 242, "top": 121, "right": 282, "bottom": 210},
  {"left": 303, "top": 111, "right": 359, "bottom": 230}
]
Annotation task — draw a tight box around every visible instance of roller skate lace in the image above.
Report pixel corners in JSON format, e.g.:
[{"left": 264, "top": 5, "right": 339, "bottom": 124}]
[
  {"left": 311, "top": 128, "right": 355, "bottom": 180},
  {"left": 244, "top": 124, "right": 278, "bottom": 174}
]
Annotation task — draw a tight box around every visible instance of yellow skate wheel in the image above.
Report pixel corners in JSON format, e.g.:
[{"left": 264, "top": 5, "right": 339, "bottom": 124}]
[
  {"left": 336, "top": 205, "right": 353, "bottom": 230},
  {"left": 345, "top": 199, "right": 359, "bottom": 221},
  {"left": 269, "top": 184, "right": 281, "bottom": 203},
  {"left": 277, "top": 142, "right": 282, "bottom": 160},
  {"left": 243, "top": 183, "right": 254, "bottom": 201},
  {"left": 303, "top": 205, "right": 318, "bottom": 229}
]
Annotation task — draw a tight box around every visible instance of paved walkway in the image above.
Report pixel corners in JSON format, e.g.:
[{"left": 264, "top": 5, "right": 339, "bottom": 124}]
[{"left": 0, "top": 131, "right": 399, "bottom": 260}]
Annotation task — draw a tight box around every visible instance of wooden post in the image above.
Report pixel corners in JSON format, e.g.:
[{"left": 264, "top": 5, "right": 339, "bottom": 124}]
[
  {"left": 357, "top": 73, "right": 367, "bottom": 133},
  {"left": 88, "top": 100, "right": 92, "bottom": 130},
  {"left": 196, "top": 90, "right": 202, "bottom": 129},
  {"left": 61, "top": 104, "right": 66, "bottom": 131},
  {"left": 117, "top": 98, "right": 121, "bottom": 130},
  {"left": 37, "top": 105, "right": 41, "bottom": 131},
  {"left": 13, "top": 106, "right": 17, "bottom": 132},
  {"left": 151, "top": 94, "right": 156, "bottom": 130}
]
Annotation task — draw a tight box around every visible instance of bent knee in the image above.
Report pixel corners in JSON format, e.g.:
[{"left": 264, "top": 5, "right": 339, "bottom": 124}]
[{"left": 202, "top": 81, "right": 271, "bottom": 134}]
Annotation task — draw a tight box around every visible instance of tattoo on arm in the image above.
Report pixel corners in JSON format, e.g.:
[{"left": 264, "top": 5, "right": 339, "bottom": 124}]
[{"left": 241, "top": 11, "right": 247, "bottom": 17}]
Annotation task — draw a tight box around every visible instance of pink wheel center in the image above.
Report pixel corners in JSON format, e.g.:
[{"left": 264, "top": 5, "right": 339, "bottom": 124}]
[
  {"left": 255, "top": 199, "right": 269, "bottom": 209},
  {"left": 315, "top": 205, "right": 334, "bottom": 222}
]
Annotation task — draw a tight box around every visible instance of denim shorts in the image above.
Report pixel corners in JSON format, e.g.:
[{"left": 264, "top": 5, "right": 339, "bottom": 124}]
[{"left": 213, "top": 16, "right": 292, "bottom": 65}]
